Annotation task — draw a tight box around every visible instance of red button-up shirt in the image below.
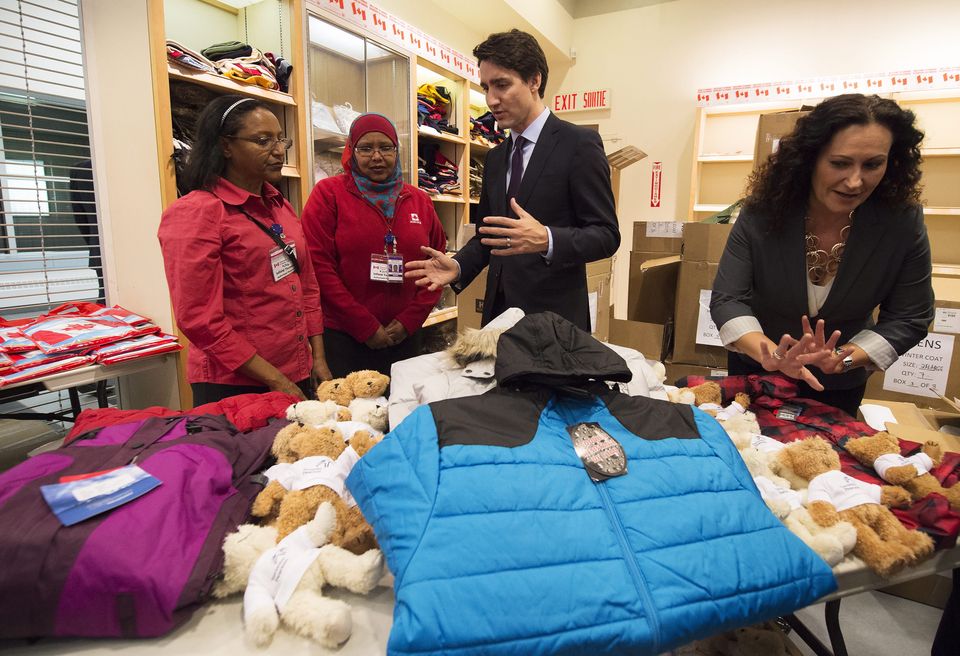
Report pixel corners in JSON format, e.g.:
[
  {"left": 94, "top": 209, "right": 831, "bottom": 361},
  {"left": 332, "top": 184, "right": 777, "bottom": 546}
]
[{"left": 158, "top": 178, "right": 323, "bottom": 385}]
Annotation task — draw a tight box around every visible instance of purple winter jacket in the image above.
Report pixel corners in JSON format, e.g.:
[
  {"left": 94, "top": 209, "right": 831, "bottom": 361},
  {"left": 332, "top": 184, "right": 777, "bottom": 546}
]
[{"left": 0, "top": 414, "right": 279, "bottom": 639}]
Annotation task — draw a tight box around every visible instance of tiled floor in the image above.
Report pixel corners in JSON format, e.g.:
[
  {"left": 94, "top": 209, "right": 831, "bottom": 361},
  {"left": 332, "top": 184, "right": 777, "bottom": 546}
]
[{"left": 792, "top": 590, "right": 943, "bottom": 656}]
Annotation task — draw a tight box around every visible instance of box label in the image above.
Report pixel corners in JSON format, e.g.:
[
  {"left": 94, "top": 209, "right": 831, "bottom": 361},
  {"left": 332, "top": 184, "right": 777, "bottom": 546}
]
[
  {"left": 645, "top": 221, "right": 684, "bottom": 239},
  {"left": 695, "top": 289, "right": 722, "bottom": 346},
  {"left": 934, "top": 308, "right": 960, "bottom": 334},
  {"left": 882, "top": 333, "right": 954, "bottom": 398},
  {"left": 588, "top": 290, "right": 598, "bottom": 334}
]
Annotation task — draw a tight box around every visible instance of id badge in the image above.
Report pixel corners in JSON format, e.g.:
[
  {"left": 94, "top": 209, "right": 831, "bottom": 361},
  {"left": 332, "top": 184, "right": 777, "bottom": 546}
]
[
  {"left": 270, "top": 242, "right": 297, "bottom": 282},
  {"left": 370, "top": 253, "right": 404, "bottom": 283}
]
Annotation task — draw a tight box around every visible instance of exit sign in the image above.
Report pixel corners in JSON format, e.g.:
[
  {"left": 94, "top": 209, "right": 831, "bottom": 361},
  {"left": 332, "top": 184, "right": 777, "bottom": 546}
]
[{"left": 552, "top": 89, "right": 611, "bottom": 113}]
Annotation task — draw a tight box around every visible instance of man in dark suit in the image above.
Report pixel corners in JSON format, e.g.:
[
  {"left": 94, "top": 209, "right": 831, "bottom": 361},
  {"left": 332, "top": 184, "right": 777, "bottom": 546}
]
[{"left": 406, "top": 29, "right": 619, "bottom": 331}]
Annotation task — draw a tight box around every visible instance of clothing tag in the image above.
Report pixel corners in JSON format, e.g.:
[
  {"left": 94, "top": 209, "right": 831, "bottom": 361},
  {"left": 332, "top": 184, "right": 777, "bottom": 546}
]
[
  {"left": 775, "top": 403, "right": 803, "bottom": 422},
  {"left": 270, "top": 242, "right": 297, "bottom": 282},
  {"left": 370, "top": 253, "right": 404, "bottom": 283},
  {"left": 41, "top": 465, "right": 161, "bottom": 526},
  {"left": 567, "top": 422, "right": 627, "bottom": 482}
]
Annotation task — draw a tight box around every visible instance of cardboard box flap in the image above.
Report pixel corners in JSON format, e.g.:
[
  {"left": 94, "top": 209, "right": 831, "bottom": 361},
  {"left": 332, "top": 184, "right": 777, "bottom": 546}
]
[
  {"left": 886, "top": 422, "right": 960, "bottom": 454},
  {"left": 858, "top": 399, "right": 931, "bottom": 429},
  {"left": 627, "top": 254, "right": 680, "bottom": 324}
]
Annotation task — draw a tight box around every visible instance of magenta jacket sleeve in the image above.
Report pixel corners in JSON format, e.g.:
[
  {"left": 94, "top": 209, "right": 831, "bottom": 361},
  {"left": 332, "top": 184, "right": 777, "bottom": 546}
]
[
  {"left": 301, "top": 180, "right": 381, "bottom": 342},
  {"left": 158, "top": 195, "right": 256, "bottom": 372}
]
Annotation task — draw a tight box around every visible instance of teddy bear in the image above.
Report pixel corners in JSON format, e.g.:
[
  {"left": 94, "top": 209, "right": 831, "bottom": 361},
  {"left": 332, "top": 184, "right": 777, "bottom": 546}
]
[
  {"left": 286, "top": 399, "right": 351, "bottom": 427},
  {"left": 774, "top": 436, "right": 934, "bottom": 577},
  {"left": 251, "top": 423, "right": 381, "bottom": 554},
  {"left": 316, "top": 377, "right": 354, "bottom": 406},
  {"left": 213, "top": 503, "right": 384, "bottom": 648},
  {"left": 344, "top": 369, "right": 390, "bottom": 433},
  {"left": 845, "top": 431, "right": 960, "bottom": 510}
]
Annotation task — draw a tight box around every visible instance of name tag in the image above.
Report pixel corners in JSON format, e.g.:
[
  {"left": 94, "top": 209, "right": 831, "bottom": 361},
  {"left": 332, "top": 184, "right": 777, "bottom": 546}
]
[
  {"left": 370, "top": 253, "right": 404, "bottom": 283},
  {"left": 271, "top": 242, "right": 297, "bottom": 282}
]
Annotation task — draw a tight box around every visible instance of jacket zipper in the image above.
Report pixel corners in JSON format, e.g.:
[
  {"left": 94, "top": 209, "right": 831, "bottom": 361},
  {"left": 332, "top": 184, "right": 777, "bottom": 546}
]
[{"left": 597, "top": 482, "right": 661, "bottom": 652}]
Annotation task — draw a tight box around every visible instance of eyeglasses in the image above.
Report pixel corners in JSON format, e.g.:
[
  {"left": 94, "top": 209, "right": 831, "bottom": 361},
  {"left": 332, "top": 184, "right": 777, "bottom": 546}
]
[
  {"left": 227, "top": 135, "right": 294, "bottom": 150},
  {"left": 354, "top": 144, "right": 397, "bottom": 156}
]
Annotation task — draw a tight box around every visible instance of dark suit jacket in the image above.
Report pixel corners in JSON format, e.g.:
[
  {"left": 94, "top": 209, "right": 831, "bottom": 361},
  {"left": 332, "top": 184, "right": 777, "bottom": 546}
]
[
  {"left": 710, "top": 198, "right": 934, "bottom": 390},
  {"left": 453, "top": 112, "right": 620, "bottom": 330}
]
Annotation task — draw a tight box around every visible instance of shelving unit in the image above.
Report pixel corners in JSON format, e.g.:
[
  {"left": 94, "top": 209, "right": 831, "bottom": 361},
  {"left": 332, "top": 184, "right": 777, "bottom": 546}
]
[
  {"left": 148, "top": 0, "right": 307, "bottom": 408},
  {"left": 688, "top": 91, "right": 960, "bottom": 265}
]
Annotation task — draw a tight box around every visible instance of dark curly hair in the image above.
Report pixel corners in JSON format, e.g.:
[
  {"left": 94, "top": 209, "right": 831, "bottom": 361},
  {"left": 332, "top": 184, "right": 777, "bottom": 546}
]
[
  {"left": 744, "top": 94, "right": 924, "bottom": 231},
  {"left": 473, "top": 29, "right": 548, "bottom": 98},
  {"left": 180, "top": 95, "right": 272, "bottom": 193}
]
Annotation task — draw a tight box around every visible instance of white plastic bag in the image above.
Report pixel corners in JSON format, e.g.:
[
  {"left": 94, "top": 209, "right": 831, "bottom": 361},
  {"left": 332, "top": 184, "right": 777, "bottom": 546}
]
[
  {"left": 332, "top": 102, "right": 361, "bottom": 134},
  {"left": 311, "top": 100, "right": 343, "bottom": 135}
]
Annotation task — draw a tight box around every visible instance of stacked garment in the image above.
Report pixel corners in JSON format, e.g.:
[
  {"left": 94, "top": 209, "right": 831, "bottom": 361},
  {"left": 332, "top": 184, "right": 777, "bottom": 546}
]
[
  {"left": 417, "top": 83, "right": 457, "bottom": 135},
  {"left": 468, "top": 157, "right": 483, "bottom": 201},
  {"left": 0, "top": 303, "right": 180, "bottom": 388},
  {"left": 470, "top": 110, "right": 506, "bottom": 146},
  {"left": 351, "top": 312, "right": 836, "bottom": 656},
  {"left": 201, "top": 41, "right": 279, "bottom": 91},
  {"left": 417, "top": 140, "right": 460, "bottom": 196},
  {"left": 166, "top": 39, "right": 217, "bottom": 74}
]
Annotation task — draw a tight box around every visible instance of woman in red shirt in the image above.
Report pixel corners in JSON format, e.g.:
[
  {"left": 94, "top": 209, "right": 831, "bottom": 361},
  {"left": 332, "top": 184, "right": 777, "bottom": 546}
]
[
  {"left": 302, "top": 113, "right": 447, "bottom": 377},
  {"left": 158, "top": 95, "right": 331, "bottom": 405}
]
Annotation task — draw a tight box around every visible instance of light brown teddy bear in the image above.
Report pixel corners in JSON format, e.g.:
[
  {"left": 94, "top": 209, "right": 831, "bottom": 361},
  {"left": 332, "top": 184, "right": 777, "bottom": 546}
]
[
  {"left": 344, "top": 370, "right": 390, "bottom": 432},
  {"left": 316, "top": 377, "right": 355, "bottom": 407},
  {"left": 251, "top": 423, "right": 380, "bottom": 554},
  {"left": 774, "top": 436, "right": 934, "bottom": 577},
  {"left": 845, "top": 431, "right": 960, "bottom": 510}
]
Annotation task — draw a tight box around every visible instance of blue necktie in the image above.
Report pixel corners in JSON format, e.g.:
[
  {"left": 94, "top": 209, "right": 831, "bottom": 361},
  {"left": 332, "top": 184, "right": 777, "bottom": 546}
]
[{"left": 506, "top": 135, "right": 527, "bottom": 215}]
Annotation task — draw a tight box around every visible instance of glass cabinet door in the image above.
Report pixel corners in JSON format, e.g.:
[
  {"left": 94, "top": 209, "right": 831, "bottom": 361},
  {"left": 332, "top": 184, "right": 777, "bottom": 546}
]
[{"left": 306, "top": 15, "right": 411, "bottom": 185}]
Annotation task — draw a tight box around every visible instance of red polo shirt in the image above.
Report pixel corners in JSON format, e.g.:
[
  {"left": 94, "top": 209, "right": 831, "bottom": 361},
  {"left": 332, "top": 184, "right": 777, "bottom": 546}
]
[{"left": 158, "top": 178, "right": 323, "bottom": 385}]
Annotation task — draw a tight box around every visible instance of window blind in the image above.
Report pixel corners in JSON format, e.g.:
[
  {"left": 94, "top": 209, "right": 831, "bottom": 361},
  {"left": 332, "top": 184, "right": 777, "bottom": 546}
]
[
  {"left": 0, "top": 0, "right": 103, "bottom": 320},
  {"left": 0, "top": 0, "right": 112, "bottom": 444}
]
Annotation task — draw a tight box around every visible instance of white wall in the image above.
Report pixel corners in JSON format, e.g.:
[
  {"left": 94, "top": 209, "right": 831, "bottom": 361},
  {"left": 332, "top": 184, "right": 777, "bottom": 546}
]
[
  {"left": 81, "top": 0, "right": 180, "bottom": 409},
  {"left": 555, "top": 0, "right": 960, "bottom": 317}
]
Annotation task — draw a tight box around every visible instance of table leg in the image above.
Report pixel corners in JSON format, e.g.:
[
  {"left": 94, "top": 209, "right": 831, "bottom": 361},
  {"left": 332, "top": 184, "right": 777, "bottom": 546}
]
[
  {"left": 783, "top": 611, "right": 835, "bottom": 656},
  {"left": 68, "top": 386, "right": 82, "bottom": 421},
  {"left": 96, "top": 380, "right": 109, "bottom": 408},
  {"left": 824, "top": 599, "right": 848, "bottom": 656}
]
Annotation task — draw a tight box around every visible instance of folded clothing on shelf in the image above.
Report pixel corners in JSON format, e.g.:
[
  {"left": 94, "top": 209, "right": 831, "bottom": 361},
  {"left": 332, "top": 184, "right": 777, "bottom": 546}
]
[
  {"left": 201, "top": 40, "right": 253, "bottom": 61},
  {"left": 166, "top": 39, "right": 217, "bottom": 74}
]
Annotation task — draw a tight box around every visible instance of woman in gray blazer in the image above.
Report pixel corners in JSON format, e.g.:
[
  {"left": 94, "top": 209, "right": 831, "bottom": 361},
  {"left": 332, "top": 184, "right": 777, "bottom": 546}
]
[{"left": 711, "top": 94, "right": 932, "bottom": 416}]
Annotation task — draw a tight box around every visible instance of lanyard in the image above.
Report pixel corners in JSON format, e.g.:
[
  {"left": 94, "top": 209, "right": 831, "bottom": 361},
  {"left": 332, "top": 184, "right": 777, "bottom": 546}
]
[{"left": 237, "top": 208, "right": 300, "bottom": 274}]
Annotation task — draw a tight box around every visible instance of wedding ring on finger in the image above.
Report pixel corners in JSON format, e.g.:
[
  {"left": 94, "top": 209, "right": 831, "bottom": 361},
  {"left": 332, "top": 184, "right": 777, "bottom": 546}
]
[
  {"left": 506, "top": 237, "right": 511, "bottom": 248},
  {"left": 772, "top": 350, "right": 784, "bottom": 360}
]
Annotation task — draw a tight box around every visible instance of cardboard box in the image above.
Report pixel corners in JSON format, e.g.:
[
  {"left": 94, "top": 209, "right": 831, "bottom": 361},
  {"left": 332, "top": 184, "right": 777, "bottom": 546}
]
[
  {"left": 456, "top": 258, "right": 612, "bottom": 341},
  {"left": 880, "top": 573, "right": 953, "bottom": 610},
  {"left": 632, "top": 220, "right": 684, "bottom": 254},
  {"left": 680, "top": 222, "right": 733, "bottom": 263},
  {"left": 863, "top": 274, "right": 960, "bottom": 409},
  {"left": 857, "top": 399, "right": 931, "bottom": 429},
  {"left": 753, "top": 109, "right": 810, "bottom": 169},
  {"left": 627, "top": 254, "right": 680, "bottom": 324},
  {"left": 672, "top": 260, "right": 729, "bottom": 367},
  {"left": 609, "top": 317, "right": 671, "bottom": 362},
  {"left": 663, "top": 361, "right": 728, "bottom": 387}
]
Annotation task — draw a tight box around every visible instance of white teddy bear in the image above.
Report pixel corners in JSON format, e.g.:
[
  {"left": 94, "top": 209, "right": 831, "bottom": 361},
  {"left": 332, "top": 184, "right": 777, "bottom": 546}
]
[
  {"left": 215, "top": 502, "right": 384, "bottom": 648},
  {"left": 286, "top": 400, "right": 351, "bottom": 427}
]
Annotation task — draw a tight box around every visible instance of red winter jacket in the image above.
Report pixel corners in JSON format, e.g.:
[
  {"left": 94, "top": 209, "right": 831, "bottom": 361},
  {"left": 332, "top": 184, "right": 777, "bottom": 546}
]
[{"left": 301, "top": 174, "right": 447, "bottom": 342}]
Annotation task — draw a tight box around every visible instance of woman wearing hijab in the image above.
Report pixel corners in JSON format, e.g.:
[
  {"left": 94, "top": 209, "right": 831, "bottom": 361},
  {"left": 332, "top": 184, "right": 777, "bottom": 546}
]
[{"left": 302, "top": 113, "right": 447, "bottom": 378}]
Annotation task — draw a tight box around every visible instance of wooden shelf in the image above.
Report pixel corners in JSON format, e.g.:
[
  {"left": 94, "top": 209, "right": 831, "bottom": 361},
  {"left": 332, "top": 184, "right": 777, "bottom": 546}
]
[
  {"left": 417, "top": 127, "right": 465, "bottom": 145},
  {"left": 430, "top": 194, "right": 465, "bottom": 204},
  {"left": 313, "top": 127, "right": 347, "bottom": 146},
  {"left": 924, "top": 207, "right": 960, "bottom": 216},
  {"left": 168, "top": 64, "right": 296, "bottom": 106},
  {"left": 921, "top": 148, "right": 960, "bottom": 157},
  {"left": 423, "top": 306, "right": 457, "bottom": 327},
  {"left": 280, "top": 165, "right": 299, "bottom": 178},
  {"left": 469, "top": 198, "right": 479, "bottom": 204},
  {"left": 697, "top": 154, "right": 753, "bottom": 162},
  {"left": 470, "top": 139, "right": 494, "bottom": 151}
]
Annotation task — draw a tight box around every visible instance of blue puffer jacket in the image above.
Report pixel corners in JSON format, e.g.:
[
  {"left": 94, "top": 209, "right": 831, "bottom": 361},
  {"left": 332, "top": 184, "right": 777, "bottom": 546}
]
[{"left": 348, "top": 313, "right": 836, "bottom": 655}]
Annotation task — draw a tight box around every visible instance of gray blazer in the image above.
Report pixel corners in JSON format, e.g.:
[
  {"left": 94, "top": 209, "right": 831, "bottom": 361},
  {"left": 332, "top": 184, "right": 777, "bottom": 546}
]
[
  {"left": 453, "top": 112, "right": 620, "bottom": 330},
  {"left": 710, "top": 198, "right": 934, "bottom": 390}
]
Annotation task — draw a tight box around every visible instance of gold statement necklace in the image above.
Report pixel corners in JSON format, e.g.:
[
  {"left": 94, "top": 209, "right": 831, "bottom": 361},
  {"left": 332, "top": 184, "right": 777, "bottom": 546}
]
[{"left": 805, "top": 210, "right": 853, "bottom": 285}]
